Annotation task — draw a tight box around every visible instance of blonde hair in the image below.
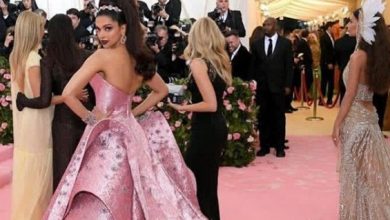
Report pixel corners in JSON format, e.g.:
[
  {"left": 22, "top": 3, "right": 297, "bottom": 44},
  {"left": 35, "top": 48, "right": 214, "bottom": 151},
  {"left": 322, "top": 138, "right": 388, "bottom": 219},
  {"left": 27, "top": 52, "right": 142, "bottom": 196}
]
[
  {"left": 184, "top": 17, "right": 232, "bottom": 85},
  {"left": 10, "top": 11, "right": 44, "bottom": 88},
  {"left": 307, "top": 33, "right": 321, "bottom": 69}
]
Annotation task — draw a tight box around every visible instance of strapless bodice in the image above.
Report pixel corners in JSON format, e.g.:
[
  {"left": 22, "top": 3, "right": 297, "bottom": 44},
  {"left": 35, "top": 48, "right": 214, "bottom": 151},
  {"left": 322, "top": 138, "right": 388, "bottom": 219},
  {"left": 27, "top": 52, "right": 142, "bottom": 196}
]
[
  {"left": 343, "top": 63, "right": 373, "bottom": 102},
  {"left": 90, "top": 74, "right": 133, "bottom": 117}
]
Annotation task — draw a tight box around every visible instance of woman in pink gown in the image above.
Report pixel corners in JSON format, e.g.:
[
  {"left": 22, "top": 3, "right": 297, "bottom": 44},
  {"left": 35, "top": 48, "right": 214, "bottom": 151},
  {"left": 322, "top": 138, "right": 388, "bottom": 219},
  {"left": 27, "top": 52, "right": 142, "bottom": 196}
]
[{"left": 43, "top": 0, "right": 205, "bottom": 219}]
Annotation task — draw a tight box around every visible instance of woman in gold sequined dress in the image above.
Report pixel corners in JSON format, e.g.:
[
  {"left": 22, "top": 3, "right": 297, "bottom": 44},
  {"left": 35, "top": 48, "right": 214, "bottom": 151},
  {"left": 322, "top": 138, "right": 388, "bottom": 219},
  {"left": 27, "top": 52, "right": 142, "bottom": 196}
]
[{"left": 332, "top": 7, "right": 390, "bottom": 220}]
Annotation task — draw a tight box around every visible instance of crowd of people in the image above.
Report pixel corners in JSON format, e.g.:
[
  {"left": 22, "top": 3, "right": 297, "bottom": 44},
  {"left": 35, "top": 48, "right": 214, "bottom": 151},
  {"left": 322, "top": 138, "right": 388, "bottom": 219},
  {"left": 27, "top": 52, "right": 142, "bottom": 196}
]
[{"left": 4, "top": 0, "right": 390, "bottom": 219}]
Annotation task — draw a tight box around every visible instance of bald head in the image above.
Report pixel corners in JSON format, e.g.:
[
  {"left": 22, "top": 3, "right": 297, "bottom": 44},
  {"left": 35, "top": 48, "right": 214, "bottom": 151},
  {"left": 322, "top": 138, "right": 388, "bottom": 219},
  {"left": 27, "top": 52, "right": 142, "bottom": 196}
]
[{"left": 263, "top": 17, "right": 277, "bottom": 37}]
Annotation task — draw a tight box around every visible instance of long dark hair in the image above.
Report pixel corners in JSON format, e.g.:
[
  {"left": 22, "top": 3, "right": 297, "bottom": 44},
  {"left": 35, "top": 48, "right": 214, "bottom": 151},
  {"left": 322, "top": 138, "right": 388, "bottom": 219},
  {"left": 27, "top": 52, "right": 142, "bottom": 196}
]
[
  {"left": 18, "top": 0, "right": 39, "bottom": 11},
  {"left": 46, "top": 14, "right": 82, "bottom": 73},
  {"left": 98, "top": 0, "right": 156, "bottom": 81},
  {"left": 354, "top": 9, "right": 390, "bottom": 94}
]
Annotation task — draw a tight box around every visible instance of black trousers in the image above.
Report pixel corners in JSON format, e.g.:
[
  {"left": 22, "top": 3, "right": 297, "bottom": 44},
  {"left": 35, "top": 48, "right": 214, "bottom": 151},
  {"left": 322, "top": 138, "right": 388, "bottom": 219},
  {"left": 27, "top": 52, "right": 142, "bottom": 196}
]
[
  {"left": 185, "top": 113, "right": 227, "bottom": 220},
  {"left": 257, "top": 91, "right": 286, "bottom": 151},
  {"left": 320, "top": 65, "right": 334, "bottom": 102},
  {"left": 373, "top": 92, "right": 389, "bottom": 130}
]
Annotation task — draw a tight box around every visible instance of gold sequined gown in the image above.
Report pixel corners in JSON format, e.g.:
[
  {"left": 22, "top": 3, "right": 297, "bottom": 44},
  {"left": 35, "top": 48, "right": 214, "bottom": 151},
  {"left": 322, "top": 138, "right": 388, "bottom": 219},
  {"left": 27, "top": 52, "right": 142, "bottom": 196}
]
[{"left": 339, "top": 64, "right": 390, "bottom": 219}]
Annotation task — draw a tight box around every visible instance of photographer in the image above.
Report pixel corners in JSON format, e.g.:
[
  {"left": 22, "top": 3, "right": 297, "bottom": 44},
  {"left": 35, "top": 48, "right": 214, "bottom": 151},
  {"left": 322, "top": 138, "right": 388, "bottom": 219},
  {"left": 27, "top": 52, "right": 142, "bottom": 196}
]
[
  {"left": 151, "top": 0, "right": 181, "bottom": 28},
  {"left": 79, "top": 0, "right": 96, "bottom": 32},
  {"left": 170, "top": 24, "right": 190, "bottom": 79},
  {"left": 137, "top": 0, "right": 152, "bottom": 25},
  {"left": 66, "top": 8, "right": 91, "bottom": 49},
  {"left": 208, "top": 0, "right": 246, "bottom": 37},
  {"left": 0, "top": 0, "right": 17, "bottom": 29},
  {"left": 148, "top": 25, "right": 173, "bottom": 83},
  {"left": 0, "top": 25, "right": 13, "bottom": 58}
]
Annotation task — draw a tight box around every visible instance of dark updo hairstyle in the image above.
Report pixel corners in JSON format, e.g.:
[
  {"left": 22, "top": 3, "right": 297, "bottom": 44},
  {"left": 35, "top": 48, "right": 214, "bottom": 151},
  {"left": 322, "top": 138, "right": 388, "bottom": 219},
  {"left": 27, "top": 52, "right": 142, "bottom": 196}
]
[
  {"left": 97, "top": 0, "right": 156, "bottom": 81},
  {"left": 353, "top": 9, "right": 390, "bottom": 94}
]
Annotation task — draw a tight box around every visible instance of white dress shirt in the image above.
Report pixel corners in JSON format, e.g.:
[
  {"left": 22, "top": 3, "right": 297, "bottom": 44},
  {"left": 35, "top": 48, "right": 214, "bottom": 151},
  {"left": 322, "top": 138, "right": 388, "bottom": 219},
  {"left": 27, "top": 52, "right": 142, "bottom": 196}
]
[{"left": 264, "top": 33, "right": 278, "bottom": 55}]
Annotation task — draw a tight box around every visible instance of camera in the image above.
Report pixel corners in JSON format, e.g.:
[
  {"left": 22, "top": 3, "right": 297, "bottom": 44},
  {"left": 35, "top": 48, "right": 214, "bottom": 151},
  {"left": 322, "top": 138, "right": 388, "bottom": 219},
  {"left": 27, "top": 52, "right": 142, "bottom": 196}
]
[
  {"left": 151, "top": 3, "right": 163, "bottom": 16},
  {"left": 80, "top": 35, "right": 97, "bottom": 51},
  {"left": 86, "top": 2, "right": 95, "bottom": 10},
  {"left": 210, "top": 8, "right": 227, "bottom": 33},
  {"left": 167, "top": 83, "right": 185, "bottom": 104},
  {"left": 145, "top": 32, "right": 159, "bottom": 46}
]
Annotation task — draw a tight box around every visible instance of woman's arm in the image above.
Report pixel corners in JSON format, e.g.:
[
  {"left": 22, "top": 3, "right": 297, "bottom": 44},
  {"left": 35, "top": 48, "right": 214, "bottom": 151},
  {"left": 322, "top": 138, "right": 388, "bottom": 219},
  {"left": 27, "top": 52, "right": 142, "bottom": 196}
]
[
  {"left": 62, "top": 50, "right": 104, "bottom": 121},
  {"left": 332, "top": 51, "right": 365, "bottom": 143},
  {"left": 17, "top": 59, "right": 52, "bottom": 110},
  {"left": 169, "top": 58, "right": 217, "bottom": 112},
  {"left": 132, "top": 73, "right": 168, "bottom": 117}
]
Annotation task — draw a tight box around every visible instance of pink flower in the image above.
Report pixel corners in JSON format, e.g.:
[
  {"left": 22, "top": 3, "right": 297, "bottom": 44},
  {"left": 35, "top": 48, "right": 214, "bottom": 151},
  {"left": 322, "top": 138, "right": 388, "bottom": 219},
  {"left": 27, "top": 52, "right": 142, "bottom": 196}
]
[
  {"left": 174, "top": 120, "right": 182, "bottom": 127},
  {"left": 247, "top": 136, "right": 254, "bottom": 143},
  {"left": 225, "top": 104, "right": 232, "bottom": 111},
  {"left": 0, "top": 128, "right": 3, "bottom": 133},
  {"left": 227, "top": 134, "right": 232, "bottom": 140},
  {"left": 237, "top": 100, "right": 247, "bottom": 111},
  {"left": 3, "top": 74, "right": 11, "bottom": 80},
  {"left": 249, "top": 81, "right": 257, "bottom": 92},
  {"left": 132, "top": 96, "right": 142, "bottom": 103},
  {"left": 1, "top": 101, "right": 8, "bottom": 107},
  {"left": 163, "top": 111, "right": 170, "bottom": 120},
  {"left": 233, "top": 133, "right": 241, "bottom": 140},
  {"left": 170, "top": 125, "right": 176, "bottom": 131},
  {"left": 0, "top": 83, "right": 5, "bottom": 91},
  {"left": 226, "top": 86, "right": 235, "bottom": 94},
  {"left": 5, "top": 96, "right": 11, "bottom": 101},
  {"left": 223, "top": 91, "right": 227, "bottom": 98},
  {"left": 1, "top": 122, "right": 7, "bottom": 129},
  {"left": 0, "top": 69, "right": 5, "bottom": 74},
  {"left": 187, "top": 112, "right": 192, "bottom": 120},
  {"left": 223, "top": 100, "right": 230, "bottom": 106},
  {"left": 157, "top": 102, "right": 164, "bottom": 108}
]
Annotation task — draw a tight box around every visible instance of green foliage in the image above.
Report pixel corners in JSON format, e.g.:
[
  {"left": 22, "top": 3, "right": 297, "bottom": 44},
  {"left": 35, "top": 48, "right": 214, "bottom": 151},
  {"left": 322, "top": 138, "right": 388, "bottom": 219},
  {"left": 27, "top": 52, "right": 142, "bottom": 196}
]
[{"left": 0, "top": 56, "right": 13, "bottom": 144}]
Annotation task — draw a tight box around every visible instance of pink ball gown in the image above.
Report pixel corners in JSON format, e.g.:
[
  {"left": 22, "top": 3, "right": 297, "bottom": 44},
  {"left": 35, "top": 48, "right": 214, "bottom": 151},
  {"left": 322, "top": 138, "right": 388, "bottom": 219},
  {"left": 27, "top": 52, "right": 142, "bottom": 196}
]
[{"left": 43, "top": 74, "right": 206, "bottom": 219}]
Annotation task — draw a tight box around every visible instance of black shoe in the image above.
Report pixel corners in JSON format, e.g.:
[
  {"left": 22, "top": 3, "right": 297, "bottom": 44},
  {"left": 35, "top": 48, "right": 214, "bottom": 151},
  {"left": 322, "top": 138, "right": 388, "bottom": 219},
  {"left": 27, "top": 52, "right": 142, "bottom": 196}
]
[
  {"left": 284, "top": 139, "right": 289, "bottom": 143},
  {"left": 284, "top": 145, "right": 290, "bottom": 150},
  {"left": 276, "top": 150, "right": 286, "bottom": 157},
  {"left": 256, "top": 149, "right": 270, "bottom": 157}
]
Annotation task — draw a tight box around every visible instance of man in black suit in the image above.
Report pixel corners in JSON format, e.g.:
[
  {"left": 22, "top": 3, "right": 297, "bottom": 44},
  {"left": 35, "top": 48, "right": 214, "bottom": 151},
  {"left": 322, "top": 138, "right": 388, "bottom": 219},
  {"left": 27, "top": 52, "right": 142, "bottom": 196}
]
[
  {"left": 208, "top": 0, "right": 246, "bottom": 37},
  {"left": 334, "top": 24, "right": 356, "bottom": 102},
  {"left": 297, "top": 29, "right": 313, "bottom": 91},
  {"left": 149, "top": 25, "right": 173, "bottom": 83},
  {"left": 251, "top": 17, "right": 293, "bottom": 158},
  {"left": 225, "top": 30, "right": 251, "bottom": 80},
  {"left": 151, "top": 0, "right": 181, "bottom": 27},
  {"left": 320, "top": 21, "right": 336, "bottom": 105}
]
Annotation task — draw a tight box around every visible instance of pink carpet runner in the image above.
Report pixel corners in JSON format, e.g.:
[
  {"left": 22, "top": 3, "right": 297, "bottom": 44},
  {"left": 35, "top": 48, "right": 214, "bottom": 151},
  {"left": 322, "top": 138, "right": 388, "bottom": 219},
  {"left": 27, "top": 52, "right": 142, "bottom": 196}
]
[{"left": 0, "top": 136, "right": 343, "bottom": 219}]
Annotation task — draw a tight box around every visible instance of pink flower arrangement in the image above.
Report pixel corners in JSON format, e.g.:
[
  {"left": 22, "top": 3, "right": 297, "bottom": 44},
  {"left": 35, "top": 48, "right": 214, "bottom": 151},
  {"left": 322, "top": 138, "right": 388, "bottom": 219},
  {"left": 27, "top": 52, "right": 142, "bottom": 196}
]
[
  {"left": 174, "top": 120, "right": 182, "bottom": 128},
  {"left": 0, "top": 83, "right": 5, "bottom": 91},
  {"left": 226, "top": 86, "right": 235, "bottom": 94},
  {"left": 1, "top": 122, "right": 7, "bottom": 129},
  {"left": 132, "top": 96, "right": 143, "bottom": 103},
  {"left": 233, "top": 133, "right": 241, "bottom": 140},
  {"left": 237, "top": 99, "right": 247, "bottom": 111},
  {"left": 3, "top": 74, "right": 11, "bottom": 80}
]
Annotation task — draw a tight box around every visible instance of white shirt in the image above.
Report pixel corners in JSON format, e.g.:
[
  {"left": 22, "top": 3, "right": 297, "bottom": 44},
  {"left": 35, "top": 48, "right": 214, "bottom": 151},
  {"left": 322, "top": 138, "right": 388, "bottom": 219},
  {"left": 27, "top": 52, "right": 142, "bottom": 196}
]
[
  {"left": 231, "top": 44, "right": 242, "bottom": 60},
  {"left": 264, "top": 34, "right": 278, "bottom": 55},
  {"left": 220, "top": 11, "right": 228, "bottom": 22},
  {"left": 326, "top": 31, "right": 334, "bottom": 47}
]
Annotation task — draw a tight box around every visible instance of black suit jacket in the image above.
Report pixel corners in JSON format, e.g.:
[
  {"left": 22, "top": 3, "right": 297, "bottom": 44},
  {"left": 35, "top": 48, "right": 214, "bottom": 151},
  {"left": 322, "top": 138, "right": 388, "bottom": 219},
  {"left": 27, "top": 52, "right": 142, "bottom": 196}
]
[
  {"left": 231, "top": 45, "right": 252, "bottom": 80},
  {"left": 334, "top": 34, "right": 356, "bottom": 72},
  {"left": 250, "top": 36, "right": 293, "bottom": 94},
  {"left": 320, "top": 32, "right": 335, "bottom": 66},
  {"left": 208, "top": 9, "right": 246, "bottom": 37},
  {"left": 296, "top": 38, "right": 313, "bottom": 69}
]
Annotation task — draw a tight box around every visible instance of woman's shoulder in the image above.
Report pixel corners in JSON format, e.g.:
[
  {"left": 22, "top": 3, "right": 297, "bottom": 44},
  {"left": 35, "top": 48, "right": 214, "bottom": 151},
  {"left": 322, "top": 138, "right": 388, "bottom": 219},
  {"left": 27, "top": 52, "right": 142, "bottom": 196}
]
[{"left": 350, "top": 50, "right": 367, "bottom": 61}]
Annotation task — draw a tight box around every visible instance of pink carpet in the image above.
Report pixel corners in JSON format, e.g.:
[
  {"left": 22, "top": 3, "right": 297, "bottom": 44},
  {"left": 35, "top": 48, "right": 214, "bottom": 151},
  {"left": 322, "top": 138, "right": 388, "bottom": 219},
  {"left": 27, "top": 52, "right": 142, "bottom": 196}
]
[{"left": 0, "top": 136, "right": 343, "bottom": 219}]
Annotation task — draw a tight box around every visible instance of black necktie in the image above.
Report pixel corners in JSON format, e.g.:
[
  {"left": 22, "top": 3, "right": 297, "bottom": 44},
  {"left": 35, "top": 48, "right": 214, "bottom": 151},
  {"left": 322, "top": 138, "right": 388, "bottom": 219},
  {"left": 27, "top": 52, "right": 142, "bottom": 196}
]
[{"left": 267, "top": 38, "right": 273, "bottom": 57}]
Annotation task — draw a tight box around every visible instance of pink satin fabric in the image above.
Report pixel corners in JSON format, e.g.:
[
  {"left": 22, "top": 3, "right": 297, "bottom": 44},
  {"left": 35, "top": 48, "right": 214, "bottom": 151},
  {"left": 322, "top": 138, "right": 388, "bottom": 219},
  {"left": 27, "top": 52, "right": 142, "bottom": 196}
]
[{"left": 43, "top": 74, "right": 205, "bottom": 220}]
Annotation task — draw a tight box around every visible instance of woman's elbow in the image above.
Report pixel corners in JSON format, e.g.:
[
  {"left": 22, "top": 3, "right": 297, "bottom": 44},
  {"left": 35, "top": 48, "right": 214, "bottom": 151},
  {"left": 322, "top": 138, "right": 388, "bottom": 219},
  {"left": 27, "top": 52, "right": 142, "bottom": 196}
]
[{"left": 208, "top": 102, "right": 217, "bottom": 112}]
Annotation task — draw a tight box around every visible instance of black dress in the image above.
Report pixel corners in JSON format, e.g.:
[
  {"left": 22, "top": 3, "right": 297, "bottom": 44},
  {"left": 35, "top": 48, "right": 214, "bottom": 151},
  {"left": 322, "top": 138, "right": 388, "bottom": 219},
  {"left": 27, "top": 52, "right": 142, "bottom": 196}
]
[
  {"left": 16, "top": 53, "right": 95, "bottom": 189},
  {"left": 185, "top": 61, "right": 228, "bottom": 220}
]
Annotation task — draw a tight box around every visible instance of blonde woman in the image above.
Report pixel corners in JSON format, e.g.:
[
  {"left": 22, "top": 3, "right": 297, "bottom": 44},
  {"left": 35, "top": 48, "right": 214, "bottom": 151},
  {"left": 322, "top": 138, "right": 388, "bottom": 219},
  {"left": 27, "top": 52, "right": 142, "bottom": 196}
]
[
  {"left": 10, "top": 11, "right": 53, "bottom": 220},
  {"left": 307, "top": 32, "right": 321, "bottom": 70},
  {"left": 169, "top": 17, "right": 232, "bottom": 220}
]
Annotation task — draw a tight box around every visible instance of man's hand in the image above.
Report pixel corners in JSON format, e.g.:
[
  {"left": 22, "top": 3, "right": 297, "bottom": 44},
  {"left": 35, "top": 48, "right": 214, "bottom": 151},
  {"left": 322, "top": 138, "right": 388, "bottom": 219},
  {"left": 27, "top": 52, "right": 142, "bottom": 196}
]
[
  {"left": 150, "top": 44, "right": 160, "bottom": 53},
  {"left": 158, "top": 9, "right": 169, "bottom": 20},
  {"left": 4, "top": 33, "right": 13, "bottom": 48}
]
